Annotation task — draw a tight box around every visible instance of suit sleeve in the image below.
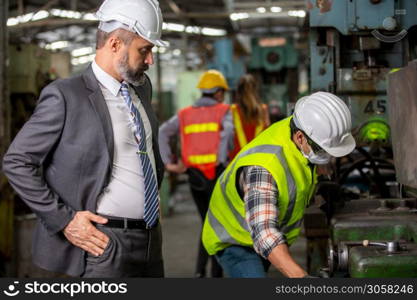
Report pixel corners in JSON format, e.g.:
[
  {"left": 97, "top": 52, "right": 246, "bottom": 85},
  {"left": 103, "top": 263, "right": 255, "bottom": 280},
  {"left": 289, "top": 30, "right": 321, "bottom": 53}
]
[{"left": 2, "top": 82, "right": 75, "bottom": 235}]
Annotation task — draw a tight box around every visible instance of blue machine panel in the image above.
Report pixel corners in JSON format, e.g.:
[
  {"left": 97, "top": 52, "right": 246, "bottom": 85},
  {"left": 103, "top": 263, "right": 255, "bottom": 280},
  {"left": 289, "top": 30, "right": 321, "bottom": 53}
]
[{"left": 308, "top": 0, "right": 417, "bottom": 35}]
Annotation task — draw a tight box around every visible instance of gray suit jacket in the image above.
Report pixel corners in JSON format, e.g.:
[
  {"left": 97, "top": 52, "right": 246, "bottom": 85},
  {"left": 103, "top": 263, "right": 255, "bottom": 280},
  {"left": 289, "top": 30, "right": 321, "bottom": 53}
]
[{"left": 2, "top": 65, "right": 164, "bottom": 276}]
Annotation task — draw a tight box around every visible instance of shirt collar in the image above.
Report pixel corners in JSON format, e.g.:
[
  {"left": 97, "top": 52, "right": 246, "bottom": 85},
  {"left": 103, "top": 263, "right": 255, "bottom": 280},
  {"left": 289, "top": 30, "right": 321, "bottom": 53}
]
[
  {"left": 193, "top": 97, "right": 219, "bottom": 107},
  {"left": 92, "top": 60, "right": 122, "bottom": 97}
]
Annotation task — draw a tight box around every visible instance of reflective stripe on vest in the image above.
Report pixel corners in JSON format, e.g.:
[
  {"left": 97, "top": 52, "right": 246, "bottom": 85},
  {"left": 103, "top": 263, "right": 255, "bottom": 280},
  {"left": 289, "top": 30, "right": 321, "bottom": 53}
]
[
  {"left": 208, "top": 145, "right": 297, "bottom": 238},
  {"left": 188, "top": 154, "right": 217, "bottom": 164},
  {"left": 184, "top": 122, "right": 219, "bottom": 134},
  {"left": 202, "top": 117, "right": 317, "bottom": 255},
  {"left": 231, "top": 104, "right": 264, "bottom": 149},
  {"left": 178, "top": 103, "right": 230, "bottom": 179}
]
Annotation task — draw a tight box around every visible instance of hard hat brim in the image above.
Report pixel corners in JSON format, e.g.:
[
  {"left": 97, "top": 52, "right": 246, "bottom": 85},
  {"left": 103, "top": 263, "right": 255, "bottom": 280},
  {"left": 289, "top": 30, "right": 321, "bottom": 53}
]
[
  {"left": 153, "top": 39, "right": 170, "bottom": 47},
  {"left": 321, "top": 133, "right": 356, "bottom": 158},
  {"left": 136, "top": 31, "right": 169, "bottom": 47}
]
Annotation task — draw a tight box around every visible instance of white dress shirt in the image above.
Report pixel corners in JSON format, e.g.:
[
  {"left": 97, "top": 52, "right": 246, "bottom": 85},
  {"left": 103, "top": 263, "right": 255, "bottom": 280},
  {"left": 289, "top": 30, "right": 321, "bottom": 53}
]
[{"left": 92, "top": 60, "right": 157, "bottom": 219}]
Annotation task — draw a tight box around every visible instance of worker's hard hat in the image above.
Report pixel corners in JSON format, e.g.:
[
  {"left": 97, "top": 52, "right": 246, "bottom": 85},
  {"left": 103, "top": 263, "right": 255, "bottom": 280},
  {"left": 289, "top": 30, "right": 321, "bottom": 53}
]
[
  {"left": 197, "top": 70, "right": 229, "bottom": 93},
  {"left": 293, "top": 91, "right": 356, "bottom": 157},
  {"left": 96, "top": 0, "right": 169, "bottom": 47}
]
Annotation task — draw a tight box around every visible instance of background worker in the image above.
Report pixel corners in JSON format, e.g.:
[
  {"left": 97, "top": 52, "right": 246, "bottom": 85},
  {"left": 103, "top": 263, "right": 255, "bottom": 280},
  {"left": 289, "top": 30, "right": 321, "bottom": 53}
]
[
  {"left": 3, "top": 0, "right": 167, "bottom": 277},
  {"left": 202, "top": 92, "right": 356, "bottom": 278},
  {"left": 229, "top": 74, "right": 270, "bottom": 159},
  {"left": 159, "top": 70, "right": 234, "bottom": 277}
]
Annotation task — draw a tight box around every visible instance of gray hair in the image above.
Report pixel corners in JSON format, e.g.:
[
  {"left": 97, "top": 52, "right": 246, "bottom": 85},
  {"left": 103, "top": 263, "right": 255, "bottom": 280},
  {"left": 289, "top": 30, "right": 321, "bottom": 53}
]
[{"left": 96, "top": 28, "right": 136, "bottom": 50}]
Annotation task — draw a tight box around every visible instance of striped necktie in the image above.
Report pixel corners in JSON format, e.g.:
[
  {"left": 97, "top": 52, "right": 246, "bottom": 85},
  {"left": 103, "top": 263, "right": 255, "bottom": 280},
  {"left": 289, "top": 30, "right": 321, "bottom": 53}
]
[{"left": 120, "top": 82, "right": 159, "bottom": 227}]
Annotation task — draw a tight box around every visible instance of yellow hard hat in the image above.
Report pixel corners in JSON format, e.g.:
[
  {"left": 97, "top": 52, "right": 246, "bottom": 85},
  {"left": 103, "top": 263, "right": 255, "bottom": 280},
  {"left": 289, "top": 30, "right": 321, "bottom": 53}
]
[{"left": 197, "top": 70, "right": 229, "bottom": 91}]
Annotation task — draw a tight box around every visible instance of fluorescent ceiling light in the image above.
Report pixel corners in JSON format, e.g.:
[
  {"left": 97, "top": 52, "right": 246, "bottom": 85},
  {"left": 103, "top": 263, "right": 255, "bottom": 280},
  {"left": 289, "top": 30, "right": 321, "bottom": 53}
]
[
  {"left": 256, "top": 7, "right": 266, "bottom": 13},
  {"left": 201, "top": 27, "right": 226, "bottom": 36},
  {"left": 45, "top": 40, "right": 69, "bottom": 50},
  {"left": 32, "top": 10, "right": 49, "bottom": 21},
  {"left": 71, "top": 47, "right": 93, "bottom": 57},
  {"left": 7, "top": 18, "right": 19, "bottom": 26},
  {"left": 71, "top": 54, "right": 96, "bottom": 66},
  {"left": 50, "top": 9, "right": 61, "bottom": 16},
  {"left": 230, "top": 12, "right": 249, "bottom": 21},
  {"left": 8, "top": 9, "right": 94, "bottom": 26},
  {"left": 82, "top": 13, "right": 98, "bottom": 21},
  {"left": 50, "top": 9, "right": 81, "bottom": 19},
  {"left": 163, "top": 22, "right": 185, "bottom": 32},
  {"left": 66, "top": 11, "right": 82, "bottom": 19},
  {"left": 185, "top": 26, "right": 200, "bottom": 34},
  {"left": 288, "top": 10, "right": 306, "bottom": 18},
  {"left": 270, "top": 6, "right": 282, "bottom": 13},
  {"left": 20, "top": 12, "right": 34, "bottom": 23}
]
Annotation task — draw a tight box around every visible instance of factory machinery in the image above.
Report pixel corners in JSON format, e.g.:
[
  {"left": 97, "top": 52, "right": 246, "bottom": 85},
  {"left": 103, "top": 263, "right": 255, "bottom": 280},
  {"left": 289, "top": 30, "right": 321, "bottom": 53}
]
[
  {"left": 305, "top": 0, "right": 417, "bottom": 277},
  {"left": 247, "top": 36, "right": 300, "bottom": 116},
  {"left": 207, "top": 35, "right": 302, "bottom": 120}
]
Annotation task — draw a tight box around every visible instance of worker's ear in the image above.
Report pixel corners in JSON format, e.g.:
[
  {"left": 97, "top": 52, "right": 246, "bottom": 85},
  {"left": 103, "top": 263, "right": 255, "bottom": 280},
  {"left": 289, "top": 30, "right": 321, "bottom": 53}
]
[
  {"left": 293, "top": 130, "right": 305, "bottom": 148},
  {"left": 214, "top": 89, "right": 225, "bottom": 102},
  {"left": 107, "top": 35, "right": 123, "bottom": 53}
]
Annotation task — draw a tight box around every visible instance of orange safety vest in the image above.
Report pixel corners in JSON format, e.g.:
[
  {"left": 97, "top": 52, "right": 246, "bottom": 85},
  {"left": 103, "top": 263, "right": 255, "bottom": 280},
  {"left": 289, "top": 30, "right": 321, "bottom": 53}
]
[
  {"left": 178, "top": 103, "right": 230, "bottom": 180},
  {"left": 229, "top": 103, "right": 267, "bottom": 159}
]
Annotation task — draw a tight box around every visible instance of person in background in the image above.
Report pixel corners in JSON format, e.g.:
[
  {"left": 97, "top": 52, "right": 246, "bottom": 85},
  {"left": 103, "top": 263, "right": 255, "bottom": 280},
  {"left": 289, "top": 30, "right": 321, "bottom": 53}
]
[
  {"left": 229, "top": 74, "right": 270, "bottom": 159},
  {"left": 268, "top": 100, "right": 287, "bottom": 124},
  {"left": 202, "top": 92, "right": 356, "bottom": 277},
  {"left": 159, "top": 70, "right": 235, "bottom": 277},
  {"left": 3, "top": 0, "right": 167, "bottom": 277}
]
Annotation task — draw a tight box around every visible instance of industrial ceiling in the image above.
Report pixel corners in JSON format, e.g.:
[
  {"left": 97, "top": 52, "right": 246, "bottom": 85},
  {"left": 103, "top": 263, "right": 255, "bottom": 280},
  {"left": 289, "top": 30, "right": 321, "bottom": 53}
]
[{"left": 7, "top": 0, "right": 307, "bottom": 42}]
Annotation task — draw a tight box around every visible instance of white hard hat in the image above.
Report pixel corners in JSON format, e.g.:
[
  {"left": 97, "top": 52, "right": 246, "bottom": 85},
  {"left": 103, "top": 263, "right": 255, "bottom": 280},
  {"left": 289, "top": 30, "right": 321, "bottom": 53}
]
[
  {"left": 96, "top": 0, "right": 169, "bottom": 47},
  {"left": 293, "top": 91, "right": 356, "bottom": 157}
]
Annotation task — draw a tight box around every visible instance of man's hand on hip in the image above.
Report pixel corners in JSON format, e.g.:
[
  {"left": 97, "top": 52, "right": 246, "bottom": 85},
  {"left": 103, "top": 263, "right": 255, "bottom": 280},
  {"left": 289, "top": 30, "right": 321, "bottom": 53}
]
[{"left": 63, "top": 211, "right": 109, "bottom": 256}]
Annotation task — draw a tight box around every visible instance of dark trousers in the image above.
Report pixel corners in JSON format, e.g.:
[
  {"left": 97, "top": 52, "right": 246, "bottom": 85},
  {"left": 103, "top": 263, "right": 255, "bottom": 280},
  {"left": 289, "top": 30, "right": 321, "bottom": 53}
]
[
  {"left": 81, "top": 223, "right": 164, "bottom": 278},
  {"left": 187, "top": 167, "right": 223, "bottom": 278}
]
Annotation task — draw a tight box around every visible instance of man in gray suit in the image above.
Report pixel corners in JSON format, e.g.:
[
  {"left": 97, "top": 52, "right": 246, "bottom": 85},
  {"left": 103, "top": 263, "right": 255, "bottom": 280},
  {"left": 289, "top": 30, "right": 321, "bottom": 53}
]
[{"left": 3, "top": 0, "right": 167, "bottom": 277}]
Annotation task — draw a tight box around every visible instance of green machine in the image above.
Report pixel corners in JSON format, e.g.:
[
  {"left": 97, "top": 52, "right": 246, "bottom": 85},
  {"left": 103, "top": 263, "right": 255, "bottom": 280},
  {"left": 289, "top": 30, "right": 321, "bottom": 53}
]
[
  {"left": 326, "top": 198, "right": 417, "bottom": 278},
  {"left": 305, "top": 0, "right": 417, "bottom": 278}
]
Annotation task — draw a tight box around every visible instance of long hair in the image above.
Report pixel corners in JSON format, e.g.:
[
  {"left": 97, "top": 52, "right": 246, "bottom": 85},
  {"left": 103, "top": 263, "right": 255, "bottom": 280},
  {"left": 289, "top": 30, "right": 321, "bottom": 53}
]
[{"left": 235, "top": 74, "right": 265, "bottom": 125}]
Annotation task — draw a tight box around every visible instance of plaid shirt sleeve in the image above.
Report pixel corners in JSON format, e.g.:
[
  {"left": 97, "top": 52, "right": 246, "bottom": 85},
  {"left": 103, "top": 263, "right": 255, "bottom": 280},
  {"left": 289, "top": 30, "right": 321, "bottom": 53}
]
[{"left": 239, "top": 165, "right": 287, "bottom": 259}]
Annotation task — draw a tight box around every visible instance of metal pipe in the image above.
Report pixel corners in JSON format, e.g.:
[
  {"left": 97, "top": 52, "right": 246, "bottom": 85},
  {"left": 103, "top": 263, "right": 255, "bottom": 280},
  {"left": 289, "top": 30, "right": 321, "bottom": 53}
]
[{"left": 363, "top": 240, "right": 401, "bottom": 253}]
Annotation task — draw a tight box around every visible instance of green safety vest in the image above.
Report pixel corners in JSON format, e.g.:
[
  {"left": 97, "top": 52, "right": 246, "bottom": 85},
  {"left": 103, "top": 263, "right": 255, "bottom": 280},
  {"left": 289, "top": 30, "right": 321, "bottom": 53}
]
[{"left": 202, "top": 116, "right": 317, "bottom": 255}]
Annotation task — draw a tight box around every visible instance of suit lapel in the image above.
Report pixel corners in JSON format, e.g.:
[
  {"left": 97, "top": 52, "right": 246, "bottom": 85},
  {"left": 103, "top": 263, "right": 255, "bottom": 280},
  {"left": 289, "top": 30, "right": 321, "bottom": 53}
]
[{"left": 82, "top": 65, "right": 114, "bottom": 167}]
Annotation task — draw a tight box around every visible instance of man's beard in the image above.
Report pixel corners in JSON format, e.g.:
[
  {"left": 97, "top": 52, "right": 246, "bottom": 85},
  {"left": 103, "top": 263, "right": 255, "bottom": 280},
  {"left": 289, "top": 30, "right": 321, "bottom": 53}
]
[{"left": 116, "top": 51, "right": 148, "bottom": 86}]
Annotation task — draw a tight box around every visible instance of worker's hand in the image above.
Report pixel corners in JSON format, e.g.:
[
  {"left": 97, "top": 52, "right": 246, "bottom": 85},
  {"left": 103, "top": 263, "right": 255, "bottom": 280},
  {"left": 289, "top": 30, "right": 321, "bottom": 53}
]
[
  {"left": 268, "top": 244, "right": 308, "bottom": 278},
  {"left": 63, "top": 211, "right": 109, "bottom": 256},
  {"left": 317, "top": 164, "right": 333, "bottom": 176},
  {"left": 165, "top": 160, "right": 187, "bottom": 173}
]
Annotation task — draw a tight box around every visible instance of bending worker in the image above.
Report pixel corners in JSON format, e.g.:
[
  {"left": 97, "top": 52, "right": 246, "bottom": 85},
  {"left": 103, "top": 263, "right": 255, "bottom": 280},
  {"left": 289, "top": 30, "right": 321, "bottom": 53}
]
[
  {"left": 202, "top": 92, "right": 356, "bottom": 277},
  {"left": 159, "top": 70, "right": 234, "bottom": 277}
]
